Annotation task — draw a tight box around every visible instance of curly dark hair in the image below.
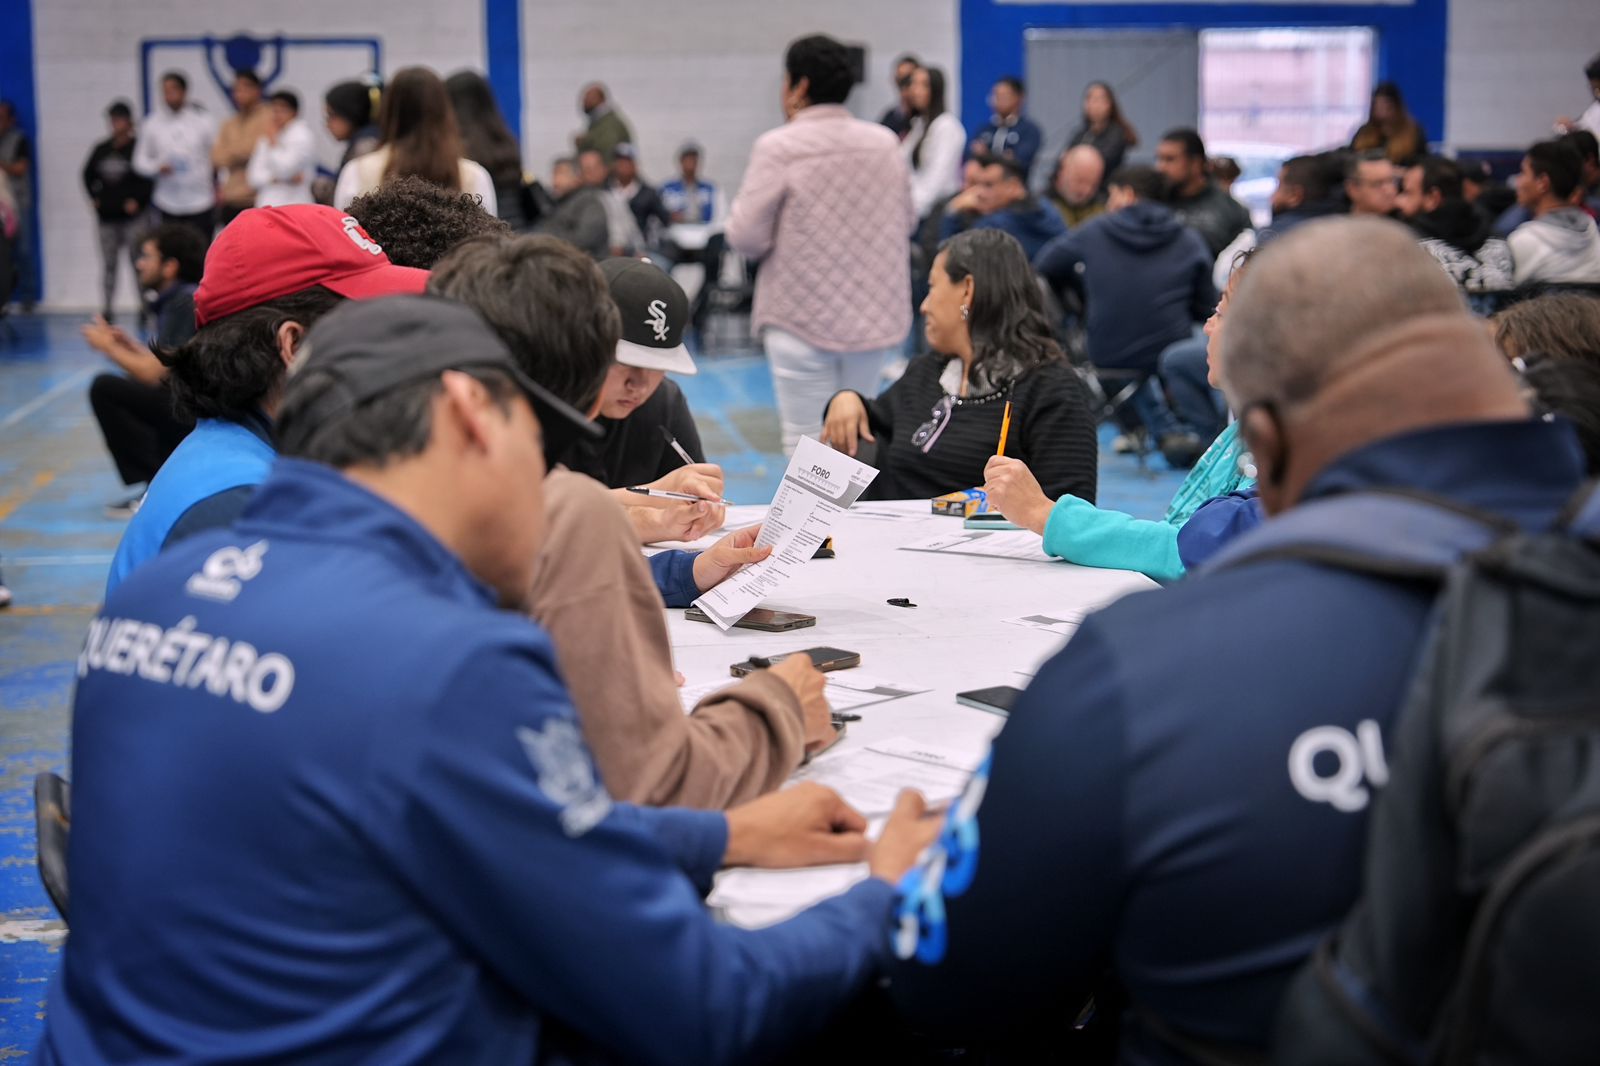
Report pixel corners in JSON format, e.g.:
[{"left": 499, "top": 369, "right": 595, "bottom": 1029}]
[
  {"left": 784, "top": 35, "right": 856, "bottom": 106},
  {"left": 345, "top": 175, "right": 510, "bottom": 269},
  {"left": 426, "top": 234, "right": 618, "bottom": 413},
  {"left": 938, "top": 229, "right": 1064, "bottom": 379},
  {"left": 159, "top": 287, "right": 343, "bottom": 422}
]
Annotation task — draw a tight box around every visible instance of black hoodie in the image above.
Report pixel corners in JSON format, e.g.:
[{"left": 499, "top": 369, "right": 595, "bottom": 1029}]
[{"left": 1407, "top": 199, "right": 1492, "bottom": 254}]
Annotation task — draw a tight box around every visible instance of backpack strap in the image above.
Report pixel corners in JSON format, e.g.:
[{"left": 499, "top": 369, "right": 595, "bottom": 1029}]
[
  {"left": 1558, "top": 480, "right": 1600, "bottom": 541},
  {"left": 1200, "top": 490, "right": 1511, "bottom": 581}
]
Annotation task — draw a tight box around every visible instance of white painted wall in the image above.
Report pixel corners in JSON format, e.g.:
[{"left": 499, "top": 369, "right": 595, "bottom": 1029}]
[
  {"left": 32, "top": 1, "right": 484, "bottom": 309},
  {"left": 519, "top": 1, "right": 960, "bottom": 206},
  {"left": 1445, "top": 0, "right": 1600, "bottom": 148}
]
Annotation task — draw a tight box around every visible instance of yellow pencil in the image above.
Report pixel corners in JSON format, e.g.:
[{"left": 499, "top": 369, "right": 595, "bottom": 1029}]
[{"left": 996, "top": 400, "right": 1013, "bottom": 457}]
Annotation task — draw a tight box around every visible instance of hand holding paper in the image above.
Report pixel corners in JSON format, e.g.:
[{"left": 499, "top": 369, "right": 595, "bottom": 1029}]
[{"left": 691, "top": 436, "right": 878, "bottom": 629}]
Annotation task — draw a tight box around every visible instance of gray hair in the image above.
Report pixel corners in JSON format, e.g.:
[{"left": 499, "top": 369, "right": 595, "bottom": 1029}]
[{"left": 1219, "top": 217, "right": 1465, "bottom": 414}]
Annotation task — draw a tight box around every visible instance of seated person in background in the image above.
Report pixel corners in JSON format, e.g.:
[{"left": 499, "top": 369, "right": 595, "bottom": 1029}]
[
  {"left": 1351, "top": 81, "right": 1427, "bottom": 164},
  {"left": 885, "top": 217, "right": 1584, "bottom": 1061},
  {"left": 83, "top": 223, "right": 206, "bottom": 511},
  {"left": 611, "top": 144, "right": 672, "bottom": 252},
  {"left": 662, "top": 142, "right": 718, "bottom": 224},
  {"left": 1046, "top": 144, "right": 1107, "bottom": 228},
  {"left": 1210, "top": 155, "right": 1241, "bottom": 196},
  {"left": 939, "top": 157, "right": 1065, "bottom": 261},
  {"left": 659, "top": 142, "right": 727, "bottom": 333},
  {"left": 428, "top": 235, "right": 834, "bottom": 806},
  {"left": 345, "top": 174, "right": 510, "bottom": 268},
  {"left": 1491, "top": 291, "right": 1600, "bottom": 363},
  {"left": 1157, "top": 127, "right": 1253, "bottom": 258},
  {"left": 1490, "top": 130, "right": 1600, "bottom": 237},
  {"left": 1564, "top": 129, "right": 1600, "bottom": 214},
  {"left": 314, "top": 79, "right": 382, "bottom": 206},
  {"left": 1036, "top": 165, "right": 1217, "bottom": 458},
  {"left": 245, "top": 90, "right": 319, "bottom": 207},
  {"left": 967, "top": 76, "right": 1042, "bottom": 176},
  {"left": 1394, "top": 154, "right": 1513, "bottom": 308},
  {"left": 1256, "top": 152, "right": 1347, "bottom": 245},
  {"left": 1508, "top": 138, "right": 1600, "bottom": 287},
  {"left": 1343, "top": 150, "right": 1399, "bottom": 218},
  {"left": 533, "top": 156, "right": 609, "bottom": 259},
  {"left": 45, "top": 294, "right": 942, "bottom": 1064},
  {"left": 823, "top": 229, "right": 1097, "bottom": 503},
  {"left": 106, "top": 205, "right": 428, "bottom": 593},
  {"left": 581, "top": 147, "right": 645, "bottom": 256},
  {"left": 985, "top": 249, "right": 1260, "bottom": 582}
]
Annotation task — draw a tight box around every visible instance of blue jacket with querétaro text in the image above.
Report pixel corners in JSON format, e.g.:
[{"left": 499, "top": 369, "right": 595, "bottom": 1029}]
[{"left": 44, "top": 457, "right": 893, "bottom": 1066}]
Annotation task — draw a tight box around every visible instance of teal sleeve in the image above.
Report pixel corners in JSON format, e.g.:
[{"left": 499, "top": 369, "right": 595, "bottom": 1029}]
[{"left": 1039, "top": 495, "right": 1186, "bottom": 583}]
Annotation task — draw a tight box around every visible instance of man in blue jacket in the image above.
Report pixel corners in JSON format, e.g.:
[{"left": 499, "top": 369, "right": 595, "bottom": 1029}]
[
  {"left": 1035, "top": 165, "right": 1216, "bottom": 454},
  {"left": 44, "top": 296, "right": 940, "bottom": 1065},
  {"left": 105, "top": 204, "right": 429, "bottom": 593},
  {"left": 939, "top": 157, "right": 1065, "bottom": 261},
  {"left": 968, "top": 76, "right": 1042, "bottom": 177},
  {"left": 887, "top": 218, "right": 1585, "bottom": 1062}
]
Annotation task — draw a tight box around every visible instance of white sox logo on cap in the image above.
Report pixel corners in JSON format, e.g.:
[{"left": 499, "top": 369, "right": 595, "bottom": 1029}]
[{"left": 647, "top": 299, "right": 670, "bottom": 342}]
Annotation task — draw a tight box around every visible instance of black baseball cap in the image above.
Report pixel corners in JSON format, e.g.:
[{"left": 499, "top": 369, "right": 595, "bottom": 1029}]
[
  {"left": 293, "top": 295, "right": 601, "bottom": 463},
  {"left": 599, "top": 257, "right": 697, "bottom": 375}
]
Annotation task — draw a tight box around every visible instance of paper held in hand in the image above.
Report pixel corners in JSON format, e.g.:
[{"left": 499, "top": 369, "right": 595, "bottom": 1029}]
[{"left": 690, "top": 436, "right": 878, "bottom": 630}]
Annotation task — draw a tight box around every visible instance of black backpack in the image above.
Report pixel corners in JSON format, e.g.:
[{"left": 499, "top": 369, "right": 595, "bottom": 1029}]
[{"left": 1202, "top": 487, "right": 1600, "bottom": 1066}]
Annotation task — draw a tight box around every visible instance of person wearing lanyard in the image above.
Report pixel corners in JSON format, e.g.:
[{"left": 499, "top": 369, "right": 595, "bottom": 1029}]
[{"left": 44, "top": 295, "right": 946, "bottom": 1064}]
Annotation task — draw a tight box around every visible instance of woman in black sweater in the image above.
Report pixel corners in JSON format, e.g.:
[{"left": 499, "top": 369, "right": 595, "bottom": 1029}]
[{"left": 821, "top": 229, "right": 1097, "bottom": 503}]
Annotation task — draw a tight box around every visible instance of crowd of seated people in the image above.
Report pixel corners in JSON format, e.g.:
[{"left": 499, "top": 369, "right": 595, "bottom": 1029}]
[{"left": 22, "top": 27, "right": 1600, "bottom": 1066}]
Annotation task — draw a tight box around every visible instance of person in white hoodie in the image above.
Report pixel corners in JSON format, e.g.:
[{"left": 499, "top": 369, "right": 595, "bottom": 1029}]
[
  {"left": 1509, "top": 138, "right": 1600, "bottom": 287},
  {"left": 247, "top": 90, "right": 318, "bottom": 207},
  {"left": 133, "top": 72, "right": 217, "bottom": 245}
]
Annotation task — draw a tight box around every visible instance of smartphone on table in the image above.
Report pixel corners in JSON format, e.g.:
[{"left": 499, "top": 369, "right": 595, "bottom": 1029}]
[
  {"left": 684, "top": 606, "right": 816, "bottom": 632},
  {"left": 730, "top": 647, "right": 861, "bottom": 678},
  {"left": 956, "top": 685, "right": 1024, "bottom": 717}
]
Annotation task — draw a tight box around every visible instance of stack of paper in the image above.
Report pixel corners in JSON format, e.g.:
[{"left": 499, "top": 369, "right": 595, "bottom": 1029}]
[{"left": 793, "top": 736, "right": 979, "bottom": 816}]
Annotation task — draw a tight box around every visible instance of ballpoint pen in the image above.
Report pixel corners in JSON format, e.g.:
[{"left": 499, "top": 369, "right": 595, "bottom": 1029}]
[{"left": 625, "top": 487, "right": 735, "bottom": 505}]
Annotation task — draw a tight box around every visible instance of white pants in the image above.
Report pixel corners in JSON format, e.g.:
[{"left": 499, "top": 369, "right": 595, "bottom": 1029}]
[{"left": 764, "top": 328, "right": 895, "bottom": 454}]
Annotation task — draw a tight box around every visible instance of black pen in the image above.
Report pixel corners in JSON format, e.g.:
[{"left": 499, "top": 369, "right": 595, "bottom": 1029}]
[{"left": 659, "top": 426, "right": 697, "bottom": 467}]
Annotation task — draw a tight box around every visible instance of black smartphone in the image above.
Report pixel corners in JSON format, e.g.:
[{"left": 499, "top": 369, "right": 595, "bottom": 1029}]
[
  {"left": 684, "top": 606, "right": 817, "bottom": 632},
  {"left": 956, "top": 686, "right": 1024, "bottom": 717},
  {"left": 731, "top": 647, "right": 862, "bottom": 678}
]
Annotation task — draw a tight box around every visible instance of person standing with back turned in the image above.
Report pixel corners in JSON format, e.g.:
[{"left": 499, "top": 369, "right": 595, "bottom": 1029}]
[{"left": 727, "top": 34, "right": 915, "bottom": 454}]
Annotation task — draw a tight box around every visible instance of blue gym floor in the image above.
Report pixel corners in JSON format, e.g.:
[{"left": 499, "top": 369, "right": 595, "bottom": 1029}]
[{"left": 0, "top": 311, "right": 1183, "bottom": 1057}]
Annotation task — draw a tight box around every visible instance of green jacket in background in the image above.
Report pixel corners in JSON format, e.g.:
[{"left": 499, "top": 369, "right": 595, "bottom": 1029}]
[
  {"left": 1041, "top": 422, "right": 1253, "bottom": 583},
  {"left": 578, "top": 109, "right": 634, "bottom": 162}
]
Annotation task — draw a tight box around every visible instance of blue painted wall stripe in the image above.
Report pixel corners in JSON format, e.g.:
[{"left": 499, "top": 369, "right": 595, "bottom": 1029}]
[
  {"left": 485, "top": 0, "right": 524, "bottom": 162},
  {"left": 0, "top": 0, "right": 43, "bottom": 302},
  {"left": 959, "top": 0, "right": 1450, "bottom": 157}
]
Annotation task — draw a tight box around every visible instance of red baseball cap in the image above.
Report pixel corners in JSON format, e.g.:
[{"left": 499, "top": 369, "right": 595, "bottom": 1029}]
[{"left": 194, "top": 204, "right": 430, "bottom": 327}]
